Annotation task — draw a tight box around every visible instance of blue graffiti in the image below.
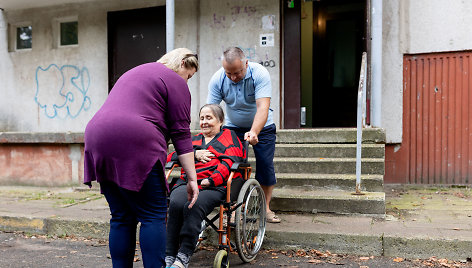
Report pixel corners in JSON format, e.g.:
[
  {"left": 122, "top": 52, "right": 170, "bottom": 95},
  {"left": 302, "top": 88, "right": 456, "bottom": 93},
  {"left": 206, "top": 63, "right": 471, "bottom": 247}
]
[
  {"left": 34, "top": 64, "right": 91, "bottom": 119},
  {"left": 239, "top": 47, "right": 257, "bottom": 60}
]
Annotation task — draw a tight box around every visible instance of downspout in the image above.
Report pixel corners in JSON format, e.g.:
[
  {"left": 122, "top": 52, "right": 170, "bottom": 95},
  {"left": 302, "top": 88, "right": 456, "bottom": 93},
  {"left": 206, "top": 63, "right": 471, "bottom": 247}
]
[
  {"left": 166, "top": 0, "right": 174, "bottom": 52},
  {"left": 370, "top": 0, "right": 382, "bottom": 127}
]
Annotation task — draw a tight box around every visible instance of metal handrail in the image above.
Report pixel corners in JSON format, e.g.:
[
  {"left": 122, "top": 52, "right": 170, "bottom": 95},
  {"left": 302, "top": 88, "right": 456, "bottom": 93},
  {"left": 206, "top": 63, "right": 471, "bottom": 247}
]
[{"left": 353, "top": 52, "right": 368, "bottom": 195}]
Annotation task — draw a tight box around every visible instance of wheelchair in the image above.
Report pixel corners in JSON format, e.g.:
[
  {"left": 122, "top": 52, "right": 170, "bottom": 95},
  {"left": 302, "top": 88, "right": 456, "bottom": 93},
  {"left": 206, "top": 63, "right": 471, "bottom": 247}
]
[{"left": 165, "top": 142, "right": 266, "bottom": 268}]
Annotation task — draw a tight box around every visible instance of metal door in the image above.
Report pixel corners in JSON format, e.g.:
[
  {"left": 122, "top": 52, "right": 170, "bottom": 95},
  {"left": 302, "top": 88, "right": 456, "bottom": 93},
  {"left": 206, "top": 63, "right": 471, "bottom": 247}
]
[
  {"left": 391, "top": 51, "right": 472, "bottom": 184},
  {"left": 107, "top": 6, "right": 166, "bottom": 91}
]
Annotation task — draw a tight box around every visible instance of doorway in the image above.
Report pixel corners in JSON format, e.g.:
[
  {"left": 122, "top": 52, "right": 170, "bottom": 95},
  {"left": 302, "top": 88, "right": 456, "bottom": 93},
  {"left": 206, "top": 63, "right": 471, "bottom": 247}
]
[
  {"left": 107, "top": 6, "right": 166, "bottom": 91},
  {"left": 300, "top": 0, "right": 366, "bottom": 127}
]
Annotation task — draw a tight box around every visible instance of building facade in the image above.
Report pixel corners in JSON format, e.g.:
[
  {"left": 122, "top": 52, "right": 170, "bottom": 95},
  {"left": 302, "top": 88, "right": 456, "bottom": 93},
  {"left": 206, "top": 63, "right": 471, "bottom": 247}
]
[{"left": 1, "top": 0, "right": 472, "bottom": 185}]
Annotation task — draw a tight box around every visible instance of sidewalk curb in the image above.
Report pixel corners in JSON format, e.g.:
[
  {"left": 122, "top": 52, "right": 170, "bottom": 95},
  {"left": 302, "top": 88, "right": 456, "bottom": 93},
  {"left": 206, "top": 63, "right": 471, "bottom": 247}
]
[
  {"left": 2, "top": 215, "right": 472, "bottom": 261},
  {"left": 264, "top": 231, "right": 383, "bottom": 255},
  {"left": 0, "top": 216, "right": 46, "bottom": 234},
  {"left": 264, "top": 230, "right": 472, "bottom": 260},
  {"left": 0, "top": 216, "right": 109, "bottom": 239},
  {"left": 383, "top": 236, "right": 472, "bottom": 260}
]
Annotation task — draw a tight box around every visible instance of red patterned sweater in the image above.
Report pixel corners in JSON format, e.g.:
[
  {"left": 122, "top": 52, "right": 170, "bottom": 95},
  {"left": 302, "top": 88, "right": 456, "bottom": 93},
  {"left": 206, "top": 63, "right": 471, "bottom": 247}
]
[{"left": 167, "top": 128, "right": 245, "bottom": 191}]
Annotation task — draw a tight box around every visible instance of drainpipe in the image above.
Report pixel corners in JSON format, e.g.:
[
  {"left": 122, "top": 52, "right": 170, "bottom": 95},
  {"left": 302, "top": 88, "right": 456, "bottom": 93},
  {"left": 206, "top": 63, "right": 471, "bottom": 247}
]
[
  {"left": 370, "top": 0, "right": 382, "bottom": 127},
  {"left": 166, "top": 0, "right": 174, "bottom": 52},
  {"left": 0, "top": 8, "right": 5, "bottom": 51}
]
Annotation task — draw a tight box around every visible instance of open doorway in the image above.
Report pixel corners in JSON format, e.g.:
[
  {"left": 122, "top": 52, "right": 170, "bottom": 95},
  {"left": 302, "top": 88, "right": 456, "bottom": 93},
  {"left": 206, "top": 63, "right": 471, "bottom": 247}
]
[{"left": 300, "top": 0, "right": 366, "bottom": 127}]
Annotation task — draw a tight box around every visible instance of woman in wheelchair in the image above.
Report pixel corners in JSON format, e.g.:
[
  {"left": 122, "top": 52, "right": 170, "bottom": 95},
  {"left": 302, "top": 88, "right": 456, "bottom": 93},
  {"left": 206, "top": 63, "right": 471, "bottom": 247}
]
[{"left": 165, "top": 104, "right": 244, "bottom": 268}]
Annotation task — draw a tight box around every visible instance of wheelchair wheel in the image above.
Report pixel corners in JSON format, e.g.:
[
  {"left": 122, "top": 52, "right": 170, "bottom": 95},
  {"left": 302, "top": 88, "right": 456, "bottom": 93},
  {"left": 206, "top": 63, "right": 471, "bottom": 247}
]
[
  {"left": 213, "top": 249, "right": 229, "bottom": 268},
  {"left": 234, "top": 179, "right": 266, "bottom": 262}
]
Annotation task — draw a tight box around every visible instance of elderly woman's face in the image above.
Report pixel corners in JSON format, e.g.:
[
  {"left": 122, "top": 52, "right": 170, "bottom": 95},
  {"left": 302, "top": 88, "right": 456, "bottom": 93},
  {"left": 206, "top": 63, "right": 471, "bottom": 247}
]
[{"left": 200, "top": 107, "right": 222, "bottom": 137}]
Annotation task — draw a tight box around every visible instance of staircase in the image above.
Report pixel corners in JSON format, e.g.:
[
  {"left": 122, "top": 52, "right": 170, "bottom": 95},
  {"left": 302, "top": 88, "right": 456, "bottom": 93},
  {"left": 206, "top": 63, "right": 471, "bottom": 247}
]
[{"left": 249, "top": 128, "right": 386, "bottom": 215}]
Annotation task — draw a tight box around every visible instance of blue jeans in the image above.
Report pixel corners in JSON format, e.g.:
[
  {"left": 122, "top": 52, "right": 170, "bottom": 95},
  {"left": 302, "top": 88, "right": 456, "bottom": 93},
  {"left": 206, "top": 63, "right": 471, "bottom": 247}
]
[{"left": 101, "top": 163, "right": 167, "bottom": 268}]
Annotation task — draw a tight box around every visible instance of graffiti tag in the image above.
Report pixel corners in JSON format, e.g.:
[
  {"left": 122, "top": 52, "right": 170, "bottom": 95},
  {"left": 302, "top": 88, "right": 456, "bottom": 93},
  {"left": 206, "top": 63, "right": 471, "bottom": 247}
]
[{"left": 34, "top": 64, "right": 91, "bottom": 119}]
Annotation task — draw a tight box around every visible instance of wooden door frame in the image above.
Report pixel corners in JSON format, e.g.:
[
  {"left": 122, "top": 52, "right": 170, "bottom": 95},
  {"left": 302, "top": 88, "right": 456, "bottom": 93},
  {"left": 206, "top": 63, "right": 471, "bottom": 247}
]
[
  {"left": 281, "top": 0, "right": 301, "bottom": 129},
  {"left": 281, "top": 0, "right": 371, "bottom": 129}
]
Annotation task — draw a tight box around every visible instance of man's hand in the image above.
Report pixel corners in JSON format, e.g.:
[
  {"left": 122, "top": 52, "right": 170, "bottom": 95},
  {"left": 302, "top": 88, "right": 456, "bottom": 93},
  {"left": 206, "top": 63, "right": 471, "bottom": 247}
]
[
  {"left": 244, "top": 131, "right": 259, "bottom": 145},
  {"left": 195, "top": 150, "right": 214, "bottom": 163},
  {"left": 186, "top": 180, "right": 199, "bottom": 209}
]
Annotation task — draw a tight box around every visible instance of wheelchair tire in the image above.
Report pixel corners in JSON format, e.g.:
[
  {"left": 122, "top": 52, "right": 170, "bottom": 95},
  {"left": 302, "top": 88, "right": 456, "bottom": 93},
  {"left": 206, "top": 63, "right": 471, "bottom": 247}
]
[
  {"left": 234, "top": 179, "right": 266, "bottom": 263},
  {"left": 213, "top": 249, "right": 229, "bottom": 268}
]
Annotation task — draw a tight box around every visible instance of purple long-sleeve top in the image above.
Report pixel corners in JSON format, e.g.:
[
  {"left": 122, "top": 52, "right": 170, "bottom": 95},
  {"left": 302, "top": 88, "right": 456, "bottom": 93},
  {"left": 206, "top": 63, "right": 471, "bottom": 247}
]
[{"left": 84, "top": 62, "right": 193, "bottom": 192}]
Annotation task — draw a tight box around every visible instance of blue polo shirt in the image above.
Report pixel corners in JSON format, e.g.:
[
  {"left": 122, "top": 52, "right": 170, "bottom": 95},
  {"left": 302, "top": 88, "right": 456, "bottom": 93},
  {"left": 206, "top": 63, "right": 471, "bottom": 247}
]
[{"left": 207, "top": 62, "right": 274, "bottom": 128}]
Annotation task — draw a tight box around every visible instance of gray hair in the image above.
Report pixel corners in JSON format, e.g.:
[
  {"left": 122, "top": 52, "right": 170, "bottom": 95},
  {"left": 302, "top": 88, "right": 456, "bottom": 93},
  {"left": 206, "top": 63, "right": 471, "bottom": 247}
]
[
  {"left": 199, "top": 104, "right": 225, "bottom": 124},
  {"left": 223, "top": 47, "right": 246, "bottom": 64},
  {"left": 157, "top": 48, "right": 199, "bottom": 72}
]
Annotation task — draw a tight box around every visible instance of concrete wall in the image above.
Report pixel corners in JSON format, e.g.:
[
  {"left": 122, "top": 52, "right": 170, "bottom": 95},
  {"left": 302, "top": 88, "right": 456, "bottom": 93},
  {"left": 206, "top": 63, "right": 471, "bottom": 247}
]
[
  {"left": 0, "top": 0, "right": 280, "bottom": 132},
  {"left": 197, "top": 0, "right": 280, "bottom": 129},
  {"left": 382, "top": 0, "right": 472, "bottom": 143},
  {"left": 0, "top": 0, "right": 280, "bottom": 186}
]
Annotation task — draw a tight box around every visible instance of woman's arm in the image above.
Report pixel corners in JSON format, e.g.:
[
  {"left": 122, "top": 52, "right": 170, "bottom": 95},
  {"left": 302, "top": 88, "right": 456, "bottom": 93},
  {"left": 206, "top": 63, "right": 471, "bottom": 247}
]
[
  {"left": 200, "top": 158, "right": 232, "bottom": 188},
  {"left": 178, "top": 152, "right": 199, "bottom": 208}
]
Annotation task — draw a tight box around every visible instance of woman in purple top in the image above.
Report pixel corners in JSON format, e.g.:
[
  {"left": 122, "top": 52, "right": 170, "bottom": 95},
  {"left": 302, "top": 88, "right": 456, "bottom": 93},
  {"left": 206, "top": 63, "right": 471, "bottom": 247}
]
[{"left": 84, "top": 48, "right": 199, "bottom": 268}]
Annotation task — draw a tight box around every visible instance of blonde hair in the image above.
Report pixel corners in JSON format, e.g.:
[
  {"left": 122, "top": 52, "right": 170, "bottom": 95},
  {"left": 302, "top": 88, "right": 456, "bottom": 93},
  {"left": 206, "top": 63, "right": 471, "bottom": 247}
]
[{"left": 157, "top": 48, "right": 199, "bottom": 72}]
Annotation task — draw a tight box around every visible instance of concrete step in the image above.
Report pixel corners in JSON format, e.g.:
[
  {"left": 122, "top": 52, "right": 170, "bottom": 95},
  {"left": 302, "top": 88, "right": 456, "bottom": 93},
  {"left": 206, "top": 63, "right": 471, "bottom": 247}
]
[
  {"left": 276, "top": 173, "right": 384, "bottom": 192},
  {"left": 250, "top": 157, "right": 385, "bottom": 175},
  {"left": 276, "top": 128, "right": 386, "bottom": 144},
  {"left": 269, "top": 144, "right": 385, "bottom": 158},
  {"left": 169, "top": 143, "right": 385, "bottom": 159},
  {"left": 271, "top": 187, "right": 385, "bottom": 215}
]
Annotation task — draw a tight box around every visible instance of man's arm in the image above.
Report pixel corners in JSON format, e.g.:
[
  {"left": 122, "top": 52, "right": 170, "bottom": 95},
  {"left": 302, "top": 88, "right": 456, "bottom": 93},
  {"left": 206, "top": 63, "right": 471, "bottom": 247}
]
[{"left": 245, "top": 97, "right": 270, "bottom": 145}]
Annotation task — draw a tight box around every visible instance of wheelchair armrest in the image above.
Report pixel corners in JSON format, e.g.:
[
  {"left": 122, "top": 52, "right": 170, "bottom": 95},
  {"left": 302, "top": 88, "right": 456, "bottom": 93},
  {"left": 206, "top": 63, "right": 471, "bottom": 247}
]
[
  {"left": 230, "top": 162, "right": 250, "bottom": 171},
  {"left": 165, "top": 161, "right": 180, "bottom": 169}
]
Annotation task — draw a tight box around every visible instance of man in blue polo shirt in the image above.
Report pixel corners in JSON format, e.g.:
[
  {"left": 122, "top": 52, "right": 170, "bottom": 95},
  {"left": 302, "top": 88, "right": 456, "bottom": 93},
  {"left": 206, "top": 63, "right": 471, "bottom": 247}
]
[{"left": 207, "top": 47, "right": 280, "bottom": 223}]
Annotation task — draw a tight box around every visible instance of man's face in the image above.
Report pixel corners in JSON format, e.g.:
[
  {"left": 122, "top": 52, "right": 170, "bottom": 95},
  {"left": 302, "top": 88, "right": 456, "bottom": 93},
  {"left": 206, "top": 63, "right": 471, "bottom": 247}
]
[{"left": 222, "top": 59, "right": 248, "bottom": 83}]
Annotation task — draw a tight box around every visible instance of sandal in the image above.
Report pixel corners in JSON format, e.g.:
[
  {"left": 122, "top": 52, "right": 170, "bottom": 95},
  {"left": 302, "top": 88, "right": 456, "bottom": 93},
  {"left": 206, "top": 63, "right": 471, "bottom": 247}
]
[{"left": 266, "top": 211, "right": 281, "bottom": 223}]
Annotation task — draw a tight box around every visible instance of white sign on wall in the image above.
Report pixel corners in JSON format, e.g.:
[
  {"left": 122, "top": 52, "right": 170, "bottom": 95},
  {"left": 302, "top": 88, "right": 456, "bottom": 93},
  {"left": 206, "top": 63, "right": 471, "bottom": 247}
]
[{"left": 260, "top": 33, "right": 274, "bottom": 47}]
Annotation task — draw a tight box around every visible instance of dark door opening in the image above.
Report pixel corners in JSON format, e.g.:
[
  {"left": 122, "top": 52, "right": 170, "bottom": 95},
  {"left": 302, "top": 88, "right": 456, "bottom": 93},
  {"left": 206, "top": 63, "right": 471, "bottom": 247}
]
[
  {"left": 107, "top": 6, "right": 166, "bottom": 91},
  {"left": 300, "top": 0, "right": 366, "bottom": 128}
]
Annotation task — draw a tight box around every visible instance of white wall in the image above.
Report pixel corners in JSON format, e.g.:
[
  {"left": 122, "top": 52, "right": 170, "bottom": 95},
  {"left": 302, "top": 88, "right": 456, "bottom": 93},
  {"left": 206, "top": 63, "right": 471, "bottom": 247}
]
[
  {"left": 382, "top": 0, "right": 472, "bottom": 143},
  {"left": 0, "top": 0, "right": 280, "bottom": 132},
  {"left": 2, "top": 0, "right": 170, "bottom": 132},
  {"left": 0, "top": 10, "right": 16, "bottom": 131},
  {"left": 198, "top": 0, "right": 280, "bottom": 130}
]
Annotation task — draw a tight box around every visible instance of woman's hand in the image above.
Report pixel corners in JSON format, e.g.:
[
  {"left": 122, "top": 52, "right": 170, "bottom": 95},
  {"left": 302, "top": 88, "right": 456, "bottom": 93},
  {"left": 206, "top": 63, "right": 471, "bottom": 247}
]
[
  {"left": 200, "top": 178, "right": 211, "bottom": 188},
  {"left": 186, "top": 180, "right": 199, "bottom": 209},
  {"left": 195, "top": 150, "right": 215, "bottom": 163}
]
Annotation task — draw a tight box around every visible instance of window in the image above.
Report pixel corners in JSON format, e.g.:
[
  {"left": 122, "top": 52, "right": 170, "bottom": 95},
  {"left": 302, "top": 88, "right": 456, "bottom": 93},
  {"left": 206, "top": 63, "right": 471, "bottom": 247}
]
[
  {"left": 52, "top": 16, "right": 78, "bottom": 48},
  {"left": 60, "top": 21, "right": 78, "bottom": 46},
  {"left": 9, "top": 23, "right": 33, "bottom": 51}
]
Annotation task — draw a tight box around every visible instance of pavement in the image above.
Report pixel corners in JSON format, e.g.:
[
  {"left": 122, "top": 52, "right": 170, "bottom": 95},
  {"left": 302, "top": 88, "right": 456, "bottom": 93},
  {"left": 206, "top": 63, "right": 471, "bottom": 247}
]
[{"left": 1, "top": 184, "right": 472, "bottom": 262}]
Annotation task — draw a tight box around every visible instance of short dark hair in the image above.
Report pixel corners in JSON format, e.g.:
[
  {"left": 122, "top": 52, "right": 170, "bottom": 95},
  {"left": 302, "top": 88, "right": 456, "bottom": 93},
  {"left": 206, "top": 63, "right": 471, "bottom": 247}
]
[
  {"left": 199, "top": 104, "right": 224, "bottom": 123},
  {"left": 223, "top": 47, "right": 246, "bottom": 63}
]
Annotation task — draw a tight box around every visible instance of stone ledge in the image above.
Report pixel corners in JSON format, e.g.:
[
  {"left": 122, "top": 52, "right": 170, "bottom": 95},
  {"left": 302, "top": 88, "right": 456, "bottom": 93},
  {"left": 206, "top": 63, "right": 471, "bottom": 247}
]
[{"left": 0, "top": 132, "right": 84, "bottom": 144}]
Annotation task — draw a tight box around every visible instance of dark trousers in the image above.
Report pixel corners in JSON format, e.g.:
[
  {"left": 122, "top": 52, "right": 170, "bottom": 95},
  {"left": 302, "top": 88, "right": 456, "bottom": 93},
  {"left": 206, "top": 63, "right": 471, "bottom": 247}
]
[
  {"left": 101, "top": 164, "right": 167, "bottom": 268},
  {"left": 224, "top": 124, "right": 277, "bottom": 186},
  {"left": 166, "top": 185, "right": 224, "bottom": 256}
]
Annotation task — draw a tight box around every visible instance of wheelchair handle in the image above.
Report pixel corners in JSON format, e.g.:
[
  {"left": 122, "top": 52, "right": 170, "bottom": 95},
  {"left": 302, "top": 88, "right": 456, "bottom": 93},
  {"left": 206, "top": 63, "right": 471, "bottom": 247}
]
[{"left": 243, "top": 140, "right": 249, "bottom": 163}]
